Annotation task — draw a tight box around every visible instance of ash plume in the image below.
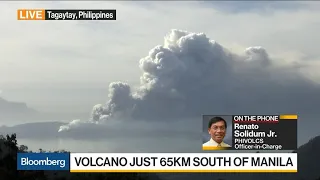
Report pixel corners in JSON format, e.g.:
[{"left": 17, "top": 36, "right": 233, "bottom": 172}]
[{"left": 59, "top": 29, "right": 320, "bottom": 132}]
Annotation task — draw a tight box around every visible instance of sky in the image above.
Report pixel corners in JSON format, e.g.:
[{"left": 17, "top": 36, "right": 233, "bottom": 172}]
[{"left": 0, "top": 1, "right": 320, "bottom": 152}]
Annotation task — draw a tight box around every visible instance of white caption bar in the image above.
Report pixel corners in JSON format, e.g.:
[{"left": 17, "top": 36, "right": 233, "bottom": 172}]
[{"left": 70, "top": 153, "right": 297, "bottom": 172}]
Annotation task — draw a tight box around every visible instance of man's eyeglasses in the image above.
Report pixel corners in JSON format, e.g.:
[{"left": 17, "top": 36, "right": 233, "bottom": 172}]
[{"left": 211, "top": 126, "right": 226, "bottom": 131}]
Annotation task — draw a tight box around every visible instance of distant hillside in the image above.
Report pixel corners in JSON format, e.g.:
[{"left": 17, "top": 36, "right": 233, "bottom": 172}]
[
  {"left": 296, "top": 136, "right": 320, "bottom": 180},
  {"left": 0, "top": 97, "right": 37, "bottom": 114},
  {"left": 0, "top": 122, "right": 67, "bottom": 139},
  {"left": 0, "top": 97, "right": 39, "bottom": 123},
  {"left": 160, "top": 135, "right": 320, "bottom": 180},
  {"left": 0, "top": 97, "right": 90, "bottom": 124}
]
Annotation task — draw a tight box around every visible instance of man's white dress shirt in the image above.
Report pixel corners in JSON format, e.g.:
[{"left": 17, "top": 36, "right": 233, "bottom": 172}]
[{"left": 203, "top": 138, "right": 231, "bottom": 147}]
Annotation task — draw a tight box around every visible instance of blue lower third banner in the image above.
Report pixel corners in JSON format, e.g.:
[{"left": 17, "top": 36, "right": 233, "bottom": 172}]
[{"left": 17, "top": 153, "right": 70, "bottom": 170}]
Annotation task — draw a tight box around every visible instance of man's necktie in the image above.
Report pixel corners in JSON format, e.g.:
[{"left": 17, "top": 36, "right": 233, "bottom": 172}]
[{"left": 217, "top": 144, "right": 222, "bottom": 147}]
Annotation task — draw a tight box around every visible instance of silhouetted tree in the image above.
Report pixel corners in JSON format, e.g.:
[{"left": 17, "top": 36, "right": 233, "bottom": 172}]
[{"left": 19, "top": 145, "right": 28, "bottom": 152}]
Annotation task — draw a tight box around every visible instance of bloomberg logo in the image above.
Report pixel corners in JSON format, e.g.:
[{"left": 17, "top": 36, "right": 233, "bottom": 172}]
[{"left": 17, "top": 153, "right": 70, "bottom": 170}]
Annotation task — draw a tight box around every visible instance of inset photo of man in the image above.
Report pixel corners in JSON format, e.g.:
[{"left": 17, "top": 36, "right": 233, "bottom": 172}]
[{"left": 202, "top": 116, "right": 232, "bottom": 150}]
